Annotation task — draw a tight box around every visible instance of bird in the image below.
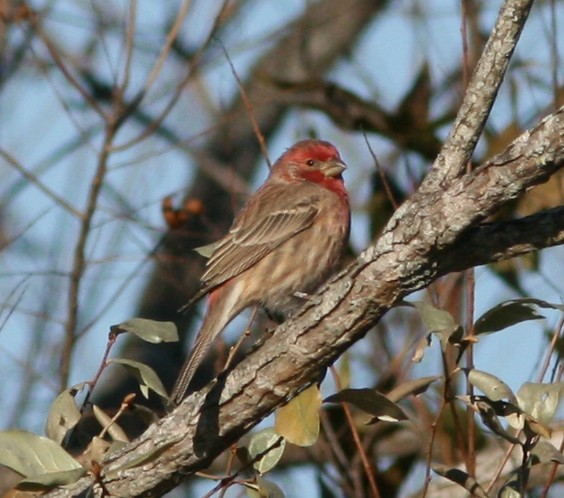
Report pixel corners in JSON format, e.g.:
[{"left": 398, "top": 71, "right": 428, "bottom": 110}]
[{"left": 171, "top": 139, "right": 351, "bottom": 404}]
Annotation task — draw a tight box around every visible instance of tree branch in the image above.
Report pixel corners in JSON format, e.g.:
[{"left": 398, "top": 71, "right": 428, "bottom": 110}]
[
  {"left": 272, "top": 79, "right": 443, "bottom": 161},
  {"left": 45, "top": 102, "right": 564, "bottom": 498},
  {"left": 439, "top": 205, "right": 564, "bottom": 275},
  {"left": 429, "top": 0, "right": 533, "bottom": 185}
]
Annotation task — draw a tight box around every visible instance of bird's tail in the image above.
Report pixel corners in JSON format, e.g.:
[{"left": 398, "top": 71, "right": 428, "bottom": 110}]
[{"left": 170, "top": 288, "right": 237, "bottom": 405}]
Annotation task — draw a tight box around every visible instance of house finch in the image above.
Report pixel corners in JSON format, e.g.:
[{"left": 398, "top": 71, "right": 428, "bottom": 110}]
[{"left": 171, "top": 139, "right": 350, "bottom": 404}]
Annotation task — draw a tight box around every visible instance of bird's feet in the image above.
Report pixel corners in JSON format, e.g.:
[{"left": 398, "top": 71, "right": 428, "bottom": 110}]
[{"left": 293, "top": 291, "right": 322, "bottom": 306}]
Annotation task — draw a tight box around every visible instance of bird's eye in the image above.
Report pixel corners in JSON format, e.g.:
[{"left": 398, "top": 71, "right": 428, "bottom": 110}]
[{"left": 306, "top": 159, "right": 315, "bottom": 167}]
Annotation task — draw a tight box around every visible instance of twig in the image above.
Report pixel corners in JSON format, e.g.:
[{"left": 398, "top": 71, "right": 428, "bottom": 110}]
[
  {"left": 330, "top": 366, "right": 381, "bottom": 498},
  {"left": 0, "top": 148, "right": 82, "bottom": 219},
  {"left": 119, "top": 0, "right": 137, "bottom": 92},
  {"left": 461, "top": 0, "right": 477, "bottom": 479},
  {"left": 111, "top": 0, "right": 232, "bottom": 152},
  {"left": 217, "top": 38, "right": 271, "bottom": 169},
  {"left": 98, "top": 393, "right": 136, "bottom": 440},
  {"left": 540, "top": 432, "right": 564, "bottom": 498},
  {"left": 30, "top": 14, "right": 105, "bottom": 117},
  {"left": 319, "top": 408, "right": 356, "bottom": 496},
  {"left": 141, "top": 0, "right": 192, "bottom": 95},
  {"left": 79, "top": 328, "right": 120, "bottom": 412},
  {"left": 61, "top": 123, "right": 118, "bottom": 390},
  {"left": 420, "top": 400, "right": 447, "bottom": 498},
  {"left": 485, "top": 442, "right": 517, "bottom": 494},
  {"left": 362, "top": 133, "right": 399, "bottom": 210},
  {"left": 223, "top": 307, "right": 259, "bottom": 372},
  {"left": 537, "top": 314, "right": 564, "bottom": 383}
]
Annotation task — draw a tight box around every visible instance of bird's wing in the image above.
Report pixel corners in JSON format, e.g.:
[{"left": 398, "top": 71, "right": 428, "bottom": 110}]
[{"left": 200, "top": 188, "right": 320, "bottom": 290}]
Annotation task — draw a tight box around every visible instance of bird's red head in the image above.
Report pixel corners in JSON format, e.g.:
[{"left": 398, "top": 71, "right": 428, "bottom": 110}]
[{"left": 271, "top": 139, "right": 347, "bottom": 193}]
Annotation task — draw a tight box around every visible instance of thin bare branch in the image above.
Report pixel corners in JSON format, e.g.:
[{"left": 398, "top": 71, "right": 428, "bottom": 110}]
[
  {"left": 330, "top": 367, "right": 380, "bottom": 498},
  {"left": 119, "top": 0, "right": 137, "bottom": 92},
  {"left": 141, "top": 0, "right": 192, "bottom": 95},
  {"left": 61, "top": 123, "right": 118, "bottom": 390},
  {"left": 30, "top": 14, "right": 105, "bottom": 118},
  {"left": 218, "top": 39, "right": 272, "bottom": 169},
  {"left": 0, "top": 148, "right": 82, "bottom": 219}
]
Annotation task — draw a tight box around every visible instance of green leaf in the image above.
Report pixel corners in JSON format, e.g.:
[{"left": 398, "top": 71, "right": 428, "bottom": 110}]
[
  {"left": 499, "top": 469, "right": 525, "bottom": 498},
  {"left": 466, "top": 369, "right": 516, "bottom": 403},
  {"left": 474, "top": 298, "right": 564, "bottom": 335},
  {"left": 458, "top": 396, "right": 521, "bottom": 444},
  {"left": 411, "top": 334, "right": 431, "bottom": 363},
  {"left": 194, "top": 241, "right": 219, "bottom": 258},
  {"left": 413, "top": 301, "right": 458, "bottom": 334},
  {"left": 526, "top": 417, "right": 552, "bottom": 439},
  {"left": 338, "top": 353, "right": 351, "bottom": 388},
  {"left": 109, "top": 358, "right": 168, "bottom": 399},
  {"left": 275, "top": 385, "right": 321, "bottom": 447},
  {"left": 387, "top": 376, "right": 440, "bottom": 403},
  {"left": 411, "top": 301, "right": 462, "bottom": 350},
  {"left": 0, "top": 430, "right": 84, "bottom": 485},
  {"left": 432, "top": 464, "right": 490, "bottom": 498},
  {"left": 324, "top": 389, "right": 407, "bottom": 422},
  {"left": 531, "top": 440, "right": 564, "bottom": 465},
  {"left": 110, "top": 318, "right": 178, "bottom": 344},
  {"left": 516, "top": 382, "right": 564, "bottom": 424},
  {"left": 246, "top": 476, "right": 285, "bottom": 498},
  {"left": 45, "top": 389, "right": 81, "bottom": 445},
  {"left": 248, "top": 428, "right": 286, "bottom": 475}
]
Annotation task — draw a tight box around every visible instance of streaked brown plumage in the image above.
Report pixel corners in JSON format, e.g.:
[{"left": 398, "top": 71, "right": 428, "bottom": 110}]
[{"left": 171, "top": 139, "right": 350, "bottom": 404}]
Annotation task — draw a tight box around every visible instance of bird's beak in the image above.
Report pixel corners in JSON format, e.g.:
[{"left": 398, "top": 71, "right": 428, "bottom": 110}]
[{"left": 321, "top": 159, "right": 347, "bottom": 178}]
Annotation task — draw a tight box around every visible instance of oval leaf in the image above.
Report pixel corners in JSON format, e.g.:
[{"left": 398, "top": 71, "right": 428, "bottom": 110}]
[
  {"left": 412, "top": 302, "right": 462, "bottom": 350},
  {"left": 248, "top": 428, "right": 286, "bottom": 475},
  {"left": 432, "top": 464, "right": 489, "bottom": 498},
  {"left": 473, "top": 298, "right": 564, "bottom": 335},
  {"left": 387, "top": 376, "right": 440, "bottom": 403},
  {"left": 338, "top": 353, "right": 351, "bottom": 389},
  {"left": 324, "top": 388, "right": 407, "bottom": 422},
  {"left": 413, "top": 301, "right": 458, "bottom": 334},
  {"left": 109, "top": 358, "right": 168, "bottom": 399},
  {"left": 526, "top": 417, "right": 552, "bottom": 439},
  {"left": 462, "top": 396, "right": 521, "bottom": 444},
  {"left": 275, "top": 385, "right": 321, "bottom": 447},
  {"left": 516, "top": 382, "right": 564, "bottom": 424},
  {"left": 194, "top": 241, "right": 219, "bottom": 258},
  {"left": 45, "top": 389, "right": 81, "bottom": 445},
  {"left": 531, "top": 440, "right": 564, "bottom": 465},
  {"left": 246, "top": 477, "right": 285, "bottom": 498},
  {"left": 0, "top": 430, "right": 84, "bottom": 479},
  {"left": 466, "top": 369, "right": 516, "bottom": 403},
  {"left": 111, "top": 318, "right": 178, "bottom": 344},
  {"left": 411, "top": 334, "right": 431, "bottom": 363}
]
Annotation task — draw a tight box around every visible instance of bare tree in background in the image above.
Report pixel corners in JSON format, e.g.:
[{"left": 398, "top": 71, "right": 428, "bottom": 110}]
[{"left": 1, "top": 0, "right": 564, "bottom": 497}]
